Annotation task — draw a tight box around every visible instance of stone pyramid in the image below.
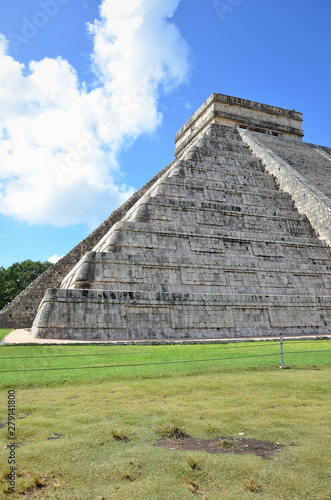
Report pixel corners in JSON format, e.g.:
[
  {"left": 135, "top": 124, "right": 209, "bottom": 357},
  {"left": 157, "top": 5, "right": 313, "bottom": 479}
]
[{"left": 32, "top": 94, "right": 331, "bottom": 340}]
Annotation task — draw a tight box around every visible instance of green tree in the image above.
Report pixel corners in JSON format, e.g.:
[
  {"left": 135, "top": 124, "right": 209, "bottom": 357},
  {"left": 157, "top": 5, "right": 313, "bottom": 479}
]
[{"left": 0, "top": 260, "right": 53, "bottom": 310}]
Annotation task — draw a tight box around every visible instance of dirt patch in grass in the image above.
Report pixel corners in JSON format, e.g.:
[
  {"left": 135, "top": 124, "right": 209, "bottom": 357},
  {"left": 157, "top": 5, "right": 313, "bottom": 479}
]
[
  {"left": 155, "top": 436, "right": 287, "bottom": 460},
  {"left": 22, "top": 477, "right": 48, "bottom": 499},
  {"left": 1, "top": 469, "right": 63, "bottom": 499}
]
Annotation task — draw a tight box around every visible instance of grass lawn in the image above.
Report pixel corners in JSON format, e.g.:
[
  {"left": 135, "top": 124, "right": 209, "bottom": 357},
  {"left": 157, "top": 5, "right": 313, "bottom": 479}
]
[
  {"left": 0, "top": 333, "right": 330, "bottom": 499},
  {"left": 0, "top": 335, "right": 330, "bottom": 388}
]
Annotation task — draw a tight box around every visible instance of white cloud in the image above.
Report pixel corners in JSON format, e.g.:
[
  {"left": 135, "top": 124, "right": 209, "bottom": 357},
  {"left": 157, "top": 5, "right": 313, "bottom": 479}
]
[
  {"left": 0, "top": 0, "right": 190, "bottom": 227},
  {"left": 48, "top": 254, "right": 64, "bottom": 264}
]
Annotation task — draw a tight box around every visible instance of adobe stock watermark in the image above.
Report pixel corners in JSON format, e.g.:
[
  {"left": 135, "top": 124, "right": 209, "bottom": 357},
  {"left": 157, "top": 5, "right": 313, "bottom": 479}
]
[
  {"left": 53, "top": 121, "right": 113, "bottom": 183},
  {"left": 7, "top": 0, "right": 71, "bottom": 53},
  {"left": 53, "top": 64, "right": 164, "bottom": 183},
  {"left": 213, "top": 0, "right": 244, "bottom": 22}
]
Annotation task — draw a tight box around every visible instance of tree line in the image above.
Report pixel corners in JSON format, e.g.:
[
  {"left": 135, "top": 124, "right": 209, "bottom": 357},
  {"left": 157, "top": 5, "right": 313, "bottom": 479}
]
[{"left": 0, "top": 260, "right": 53, "bottom": 310}]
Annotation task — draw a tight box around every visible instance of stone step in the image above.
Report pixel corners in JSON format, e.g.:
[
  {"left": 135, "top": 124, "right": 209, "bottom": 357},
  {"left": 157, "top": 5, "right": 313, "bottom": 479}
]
[
  {"left": 32, "top": 289, "right": 331, "bottom": 340},
  {"left": 124, "top": 197, "right": 314, "bottom": 238},
  {"left": 185, "top": 145, "right": 260, "bottom": 162},
  {"left": 185, "top": 156, "right": 270, "bottom": 175},
  {"left": 178, "top": 157, "right": 266, "bottom": 175},
  {"left": 62, "top": 251, "right": 331, "bottom": 296},
  {"left": 149, "top": 178, "right": 296, "bottom": 212},
  {"left": 202, "top": 123, "right": 243, "bottom": 141},
  {"left": 66, "top": 252, "right": 331, "bottom": 275},
  {"left": 168, "top": 163, "right": 277, "bottom": 190},
  {"left": 173, "top": 124, "right": 242, "bottom": 157},
  {"left": 198, "top": 138, "right": 251, "bottom": 155},
  {"left": 196, "top": 135, "right": 251, "bottom": 152},
  {"left": 126, "top": 196, "right": 309, "bottom": 223},
  {"left": 172, "top": 158, "right": 274, "bottom": 180},
  {"left": 181, "top": 159, "right": 268, "bottom": 178},
  {"left": 151, "top": 174, "right": 286, "bottom": 197},
  {"left": 93, "top": 221, "right": 331, "bottom": 262}
]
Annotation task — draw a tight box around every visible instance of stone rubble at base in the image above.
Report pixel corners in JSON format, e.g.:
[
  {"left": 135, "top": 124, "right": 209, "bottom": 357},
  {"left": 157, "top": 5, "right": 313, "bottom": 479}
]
[{"left": 9, "top": 93, "right": 331, "bottom": 339}]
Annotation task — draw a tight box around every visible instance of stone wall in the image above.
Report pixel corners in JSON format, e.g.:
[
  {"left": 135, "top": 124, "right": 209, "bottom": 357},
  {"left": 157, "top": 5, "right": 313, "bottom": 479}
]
[
  {"left": 0, "top": 159, "right": 175, "bottom": 328},
  {"left": 61, "top": 252, "right": 331, "bottom": 297},
  {"left": 32, "top": 288, "right": 331, "bottom": 340}
]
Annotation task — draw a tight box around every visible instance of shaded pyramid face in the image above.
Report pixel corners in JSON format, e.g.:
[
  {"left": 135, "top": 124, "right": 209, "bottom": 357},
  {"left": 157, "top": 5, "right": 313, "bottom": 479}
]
[{"left": 32, "top": 123, "right": 331, "bottom": 340}]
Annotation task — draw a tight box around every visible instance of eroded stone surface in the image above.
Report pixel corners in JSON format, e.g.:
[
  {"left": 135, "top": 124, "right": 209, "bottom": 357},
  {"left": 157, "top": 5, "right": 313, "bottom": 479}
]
[{"left": 33, "top": 289, "right": 331, "bottom": 340}]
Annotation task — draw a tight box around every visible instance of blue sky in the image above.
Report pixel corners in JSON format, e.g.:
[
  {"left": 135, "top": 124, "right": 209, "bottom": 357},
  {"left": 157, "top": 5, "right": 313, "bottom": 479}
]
[{"left": 0, "top": 0, "right": 330, "bottom": 268}]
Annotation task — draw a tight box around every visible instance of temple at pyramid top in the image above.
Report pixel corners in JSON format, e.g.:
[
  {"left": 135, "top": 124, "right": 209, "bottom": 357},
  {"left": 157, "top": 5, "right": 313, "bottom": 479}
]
[{"left": 175, "top": 93, "right": 303, "bottom": 159}]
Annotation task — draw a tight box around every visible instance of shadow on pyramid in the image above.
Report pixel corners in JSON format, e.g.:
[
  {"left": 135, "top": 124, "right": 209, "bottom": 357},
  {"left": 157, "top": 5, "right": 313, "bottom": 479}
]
[{"left": 32, "top": 94, "right": 331, "bottom": 340}]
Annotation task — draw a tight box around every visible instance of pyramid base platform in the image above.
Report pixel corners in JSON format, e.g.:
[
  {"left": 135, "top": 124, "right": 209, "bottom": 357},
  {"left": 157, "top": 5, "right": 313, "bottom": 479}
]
[{"left": 32, "top": 289, "right": 331, "bottom": 340}]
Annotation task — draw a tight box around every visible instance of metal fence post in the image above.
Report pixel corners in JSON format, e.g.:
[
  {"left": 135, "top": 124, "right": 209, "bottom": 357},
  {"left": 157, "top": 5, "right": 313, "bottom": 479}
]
[{"left": 280, "top": 333, "right": 284, "bottom": 368}]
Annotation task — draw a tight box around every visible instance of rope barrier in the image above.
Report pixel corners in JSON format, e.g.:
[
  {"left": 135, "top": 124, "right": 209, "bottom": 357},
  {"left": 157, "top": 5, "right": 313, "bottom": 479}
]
[
  {"left": 0, "top": 349, "right": 329, "bottom": 373},
  {"left": 0, "top": 339, "right": 328, "bottom": 361}
]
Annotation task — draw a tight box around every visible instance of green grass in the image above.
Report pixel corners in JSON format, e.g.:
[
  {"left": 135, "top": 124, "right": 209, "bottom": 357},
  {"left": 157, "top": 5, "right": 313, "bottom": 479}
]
[
  {"left": 0, "top": 367, "right": 330, "bottom": 499},
  {"left": 0, "top": 335, "right": 330, "bottom": 498},
  {"left": 0, "top": 337, "right": 329, "bottom": 388}
]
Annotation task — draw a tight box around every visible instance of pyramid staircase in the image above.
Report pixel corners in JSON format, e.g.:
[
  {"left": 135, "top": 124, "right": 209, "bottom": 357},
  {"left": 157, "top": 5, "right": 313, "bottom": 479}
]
[{"left": 32, "top": 120, "right": 331, "bottom": 340}]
